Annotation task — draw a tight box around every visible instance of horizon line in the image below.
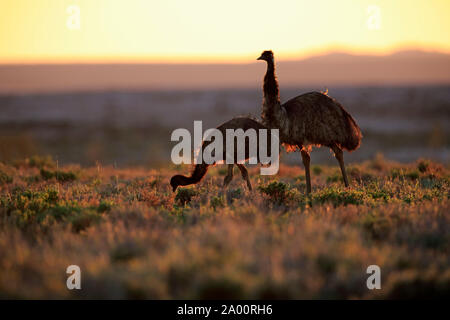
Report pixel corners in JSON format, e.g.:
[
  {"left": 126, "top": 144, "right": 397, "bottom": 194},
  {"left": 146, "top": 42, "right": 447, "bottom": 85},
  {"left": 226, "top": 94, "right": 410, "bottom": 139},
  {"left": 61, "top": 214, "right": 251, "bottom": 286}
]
[{"left": 1, "top": 46, "right": 449, "bottom": 66}]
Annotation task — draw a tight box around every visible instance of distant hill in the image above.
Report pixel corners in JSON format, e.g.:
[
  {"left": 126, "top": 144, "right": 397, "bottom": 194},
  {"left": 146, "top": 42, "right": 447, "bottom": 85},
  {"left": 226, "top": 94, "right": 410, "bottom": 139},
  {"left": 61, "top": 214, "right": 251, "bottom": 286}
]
[{"left": 0, "top": 50, "right": 449, "bottom": 94}]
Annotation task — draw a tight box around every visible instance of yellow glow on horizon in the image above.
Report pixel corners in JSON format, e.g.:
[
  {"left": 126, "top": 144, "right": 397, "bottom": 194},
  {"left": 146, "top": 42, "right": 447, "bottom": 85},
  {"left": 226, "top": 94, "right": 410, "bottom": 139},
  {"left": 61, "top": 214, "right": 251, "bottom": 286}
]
[{"left": 0, "top": 0, "right": 449, "bottom": 64}]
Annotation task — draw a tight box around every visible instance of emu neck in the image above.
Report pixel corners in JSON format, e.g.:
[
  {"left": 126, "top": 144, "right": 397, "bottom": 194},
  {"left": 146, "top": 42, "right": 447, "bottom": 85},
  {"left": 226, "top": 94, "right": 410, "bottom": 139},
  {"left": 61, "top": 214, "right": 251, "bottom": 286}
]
[
  {"left": 177, "top": 175, "right": 195, "bottom": 186},
  {"left": 262, "top": 60, "right": 281, "bottom": 127},
  {"left": 263, "top": 60, "right": 280, "bottom": 104}
]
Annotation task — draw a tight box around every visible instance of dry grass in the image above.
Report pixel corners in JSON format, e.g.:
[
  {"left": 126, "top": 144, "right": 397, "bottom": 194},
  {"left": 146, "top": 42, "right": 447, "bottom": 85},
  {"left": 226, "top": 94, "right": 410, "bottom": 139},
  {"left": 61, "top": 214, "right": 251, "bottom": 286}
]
[{"left": 0, "top": 156, "right": 449, "bottom": 299}]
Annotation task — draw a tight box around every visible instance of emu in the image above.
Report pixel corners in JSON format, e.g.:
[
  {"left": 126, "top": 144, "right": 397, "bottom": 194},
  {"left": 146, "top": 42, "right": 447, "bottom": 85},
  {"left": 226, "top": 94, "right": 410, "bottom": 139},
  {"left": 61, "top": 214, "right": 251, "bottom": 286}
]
[
  {"left": 257, "top": 50, "right": 362, "bottom": 194},
  {"left": 170, "top": 117, "right": 276, "bottom": 192}
]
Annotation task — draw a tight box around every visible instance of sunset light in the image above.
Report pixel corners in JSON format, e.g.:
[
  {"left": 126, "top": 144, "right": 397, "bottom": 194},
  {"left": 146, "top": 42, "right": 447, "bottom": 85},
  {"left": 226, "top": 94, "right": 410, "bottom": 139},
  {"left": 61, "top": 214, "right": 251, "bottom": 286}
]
[
  {"left": 1, "top": 0, "right": 450, "bottom": 63},
  {"left": 1, "top": 0, "right": 449, "bottom": 305}
]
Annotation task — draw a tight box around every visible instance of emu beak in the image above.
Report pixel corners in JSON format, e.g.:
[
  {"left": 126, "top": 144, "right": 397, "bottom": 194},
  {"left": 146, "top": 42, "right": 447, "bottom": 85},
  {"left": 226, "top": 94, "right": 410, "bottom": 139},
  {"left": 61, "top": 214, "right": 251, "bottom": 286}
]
[{"left": 257, "top": 55, "right": 263, "bottom": 60}]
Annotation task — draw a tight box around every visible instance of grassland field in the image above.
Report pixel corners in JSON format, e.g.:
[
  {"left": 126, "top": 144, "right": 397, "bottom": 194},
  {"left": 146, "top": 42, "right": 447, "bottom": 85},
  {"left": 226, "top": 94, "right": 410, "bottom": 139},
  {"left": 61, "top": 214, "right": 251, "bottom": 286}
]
[{"left": 0, "top": 155, "right": 449, "bottom": 299}]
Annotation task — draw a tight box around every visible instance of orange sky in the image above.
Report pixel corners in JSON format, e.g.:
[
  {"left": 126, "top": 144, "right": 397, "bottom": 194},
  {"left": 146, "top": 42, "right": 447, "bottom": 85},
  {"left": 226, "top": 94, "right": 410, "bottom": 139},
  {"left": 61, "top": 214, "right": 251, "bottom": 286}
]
[{"left": 0, "top": 0, "right": 449, "bottom": 64}]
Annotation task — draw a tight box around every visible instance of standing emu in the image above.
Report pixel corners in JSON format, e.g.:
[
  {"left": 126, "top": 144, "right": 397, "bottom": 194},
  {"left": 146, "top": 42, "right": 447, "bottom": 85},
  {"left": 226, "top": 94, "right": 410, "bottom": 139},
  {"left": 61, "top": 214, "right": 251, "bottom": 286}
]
[
  {"left": 257, "top": 50, "right": 362, "bottom": 193},
  {"left": 170, "top": 117, "right": 275, "bottom": 192}
]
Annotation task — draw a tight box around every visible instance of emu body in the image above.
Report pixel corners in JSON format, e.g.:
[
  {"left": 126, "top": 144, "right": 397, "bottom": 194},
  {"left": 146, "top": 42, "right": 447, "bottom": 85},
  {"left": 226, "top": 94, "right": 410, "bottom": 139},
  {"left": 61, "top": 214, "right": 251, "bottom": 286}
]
[
  {"left": 257, "top": 50, "right": 362, "bottom": 193},
  {"left": 170, "top": 117, "right": 275, "bottom": 192}
]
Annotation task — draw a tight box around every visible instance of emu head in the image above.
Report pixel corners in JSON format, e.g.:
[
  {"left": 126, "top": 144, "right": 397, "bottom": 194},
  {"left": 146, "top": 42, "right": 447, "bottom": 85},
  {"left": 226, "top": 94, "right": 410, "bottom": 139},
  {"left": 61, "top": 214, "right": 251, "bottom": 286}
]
[{"left": 257, "top": 50, "right": 274, "bottom": 62}]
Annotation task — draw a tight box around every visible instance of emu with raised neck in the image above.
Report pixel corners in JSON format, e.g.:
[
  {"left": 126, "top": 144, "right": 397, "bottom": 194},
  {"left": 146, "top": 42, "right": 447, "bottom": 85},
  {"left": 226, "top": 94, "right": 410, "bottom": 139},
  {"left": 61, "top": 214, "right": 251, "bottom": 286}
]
[{"left": 257, "top": 50, "right": 362, "bottom": 194}]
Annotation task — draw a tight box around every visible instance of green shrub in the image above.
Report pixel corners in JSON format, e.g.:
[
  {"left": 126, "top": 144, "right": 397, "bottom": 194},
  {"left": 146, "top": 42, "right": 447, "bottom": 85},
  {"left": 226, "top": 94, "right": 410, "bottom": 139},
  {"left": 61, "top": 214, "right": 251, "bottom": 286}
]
[
  {"left": 98, "top": 200, "right": 114, "bottom": 213},
  {"left": 26, "top": 155, "right": 56, "bottom": 169},
  {"left": 175, "top": 188, "right": 198, "bottom": 205},
  {"left": 390, "top": 168, "right": 419, "bottom": 181},
  {"left": 210, "top": 196, "right": 224, "bottom": 210},
  {"left": 0, "top": 171, "right": 13, "bottom": 184},
  {"left": 45, "top": 188, "right": 59, "bottom": 203},
  {"left": 366, "top": 183, "right": 392, "bottom": 202},
  {"left": 40, "top": 168, "right": 54, "bottom": 180},
  {"left": 258, "top": 181, "right": 291, "bottom": 205},
  {"left": 3, "top": 188, "right": 59, "bottom": 214},
  {"left": 55, "top": 170, "right": 77, "bottom": 182},
  {"left": 368, "top": 189, "right": 391, "bottom": 202},
  {"left": 110, "top": 241, "right": 144, "bottom": 263},
  {"left": 226, "top": 188, "right": 242, "bottom": 203},
  {"left": 70, "top": 210, "right": 102, "bottom": 233},
  {"left": 420, "top": 178, "right": 441, "bottom": 189},
  {"left": 0, "top": 186, "right": 106, "bottom": 232},
  {"left": 362, "top": 213, "right": 391, "bottom": 240},
  {"left": 1, "top": 188, "right": 65, "bottom": 227},
  {"left": 390, "top": 168, "right": 402, "bottom": 179},
  {"left": 46, "top": 204, "right": 80, "bottom": 221},
  {"left": 313, "top": 187, "right": 364, "bottom": 206},
  {"left": 312, "top": 165, "right": 323, "bottom": 175},
  {"left": 40, "top": 168, "right": 77, "bottom": 182},
  {"left": 405, "top": 170, "right": 420, "bottom": 180},
  {"left": 417, "top": 159, "right": 430, "bottom": 173},
  {"left": 327, "top": 172, "right": 343, "bottom": 183}
]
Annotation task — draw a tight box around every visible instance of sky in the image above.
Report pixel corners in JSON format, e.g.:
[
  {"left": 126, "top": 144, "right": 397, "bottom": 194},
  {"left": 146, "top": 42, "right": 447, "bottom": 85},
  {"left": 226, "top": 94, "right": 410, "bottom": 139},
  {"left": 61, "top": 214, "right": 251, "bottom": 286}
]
[{"left": 0, "top": 0, "right": 449, "bottom": 64}]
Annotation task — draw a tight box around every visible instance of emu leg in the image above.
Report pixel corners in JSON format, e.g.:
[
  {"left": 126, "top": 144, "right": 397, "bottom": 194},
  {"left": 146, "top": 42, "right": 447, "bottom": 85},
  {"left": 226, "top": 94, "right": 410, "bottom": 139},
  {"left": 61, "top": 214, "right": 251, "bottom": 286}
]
[
  {"left": 301, "top": 150, "right": 312, "bottom": 194},
  {"left": 237, "top": 164, "right": 252, "bottom": 191},
  {"left": 223, "top": 164, "right": 234, "bottom": 188},
  {"left": 332, "top": 145, "right": 349, "bottom": 187}
]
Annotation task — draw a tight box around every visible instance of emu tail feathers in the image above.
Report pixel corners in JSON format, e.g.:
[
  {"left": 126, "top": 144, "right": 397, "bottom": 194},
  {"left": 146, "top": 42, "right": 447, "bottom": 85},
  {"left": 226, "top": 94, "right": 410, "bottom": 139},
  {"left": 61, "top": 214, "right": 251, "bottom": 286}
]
[{"left": 342, "top": 110, "right": 362, "bottom": 152}]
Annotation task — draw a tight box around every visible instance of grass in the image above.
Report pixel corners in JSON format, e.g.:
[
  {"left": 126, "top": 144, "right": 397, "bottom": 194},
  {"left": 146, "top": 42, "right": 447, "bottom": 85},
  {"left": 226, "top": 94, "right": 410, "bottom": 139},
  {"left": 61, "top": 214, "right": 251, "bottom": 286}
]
[{"left": 0, "top": 155, "right": 449, "bottom": 299}]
